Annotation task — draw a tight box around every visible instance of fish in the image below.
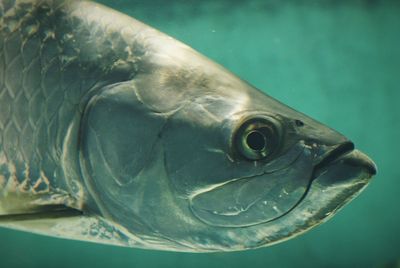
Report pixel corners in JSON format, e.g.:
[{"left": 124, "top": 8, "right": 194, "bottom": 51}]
[{"left": 0, "top": 0, "right": 377, "bottom": 252}]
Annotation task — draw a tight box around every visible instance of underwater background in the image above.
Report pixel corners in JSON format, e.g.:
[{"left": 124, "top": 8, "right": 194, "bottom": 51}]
[{"left": 0, "top": 0, "right": 399, "bottom": 267}]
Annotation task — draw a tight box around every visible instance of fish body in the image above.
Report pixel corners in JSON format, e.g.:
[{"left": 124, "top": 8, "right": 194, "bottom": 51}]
[{"left": 0, "top": 0, "right": 376, "bottom": 252}]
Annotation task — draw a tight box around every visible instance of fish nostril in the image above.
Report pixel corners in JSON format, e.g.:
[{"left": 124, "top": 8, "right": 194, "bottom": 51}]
[{"left": 295, "top": 119, "right": 304, "bottom": 127}]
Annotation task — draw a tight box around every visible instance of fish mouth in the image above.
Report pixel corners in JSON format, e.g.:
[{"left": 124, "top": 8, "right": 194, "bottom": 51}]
[
  {"left": 244, "top": 146, "right": 377, "bottom": 250},
  {"left": 285, "top": 143, "right": 378, "bottom": 236},
  {"left": 311, "top": 141, "right": 377, "bottom": 181},
  {"left": 301, "top": 141, "right": 377, "bottom": 224}
]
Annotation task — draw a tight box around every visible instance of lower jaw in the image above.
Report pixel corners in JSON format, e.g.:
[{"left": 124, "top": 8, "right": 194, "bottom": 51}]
[{"left": 248, "top": 153, "right": 374, "bottom": 249}]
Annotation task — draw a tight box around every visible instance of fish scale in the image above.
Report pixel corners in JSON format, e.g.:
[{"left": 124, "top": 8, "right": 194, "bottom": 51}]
[
  {"left": 0, "top": 0, "right": 141, "bottom": 204},
  {"left": 1, "top": 1, "right": 65, "bottom": 197}
]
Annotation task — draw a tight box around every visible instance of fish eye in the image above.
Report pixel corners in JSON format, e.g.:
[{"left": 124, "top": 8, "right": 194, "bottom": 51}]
[
  {"left": 246, "top": 130, "right": 266, "bottom": 151},
  {"left": 234, "top": 116, "right": 281, "bottom": 161}
]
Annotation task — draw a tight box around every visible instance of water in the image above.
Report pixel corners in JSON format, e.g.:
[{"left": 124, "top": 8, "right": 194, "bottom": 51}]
[{"left": 1, "top": 0, "right": 399, "bottom": 267}]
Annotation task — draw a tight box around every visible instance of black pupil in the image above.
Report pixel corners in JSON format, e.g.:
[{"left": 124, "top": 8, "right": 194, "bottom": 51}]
[{"left": 246, "top": 131, "right": 266, "bottom": 151}]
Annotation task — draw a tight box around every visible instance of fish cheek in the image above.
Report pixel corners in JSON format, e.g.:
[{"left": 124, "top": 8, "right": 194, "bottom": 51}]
[
  {"left": 190, "top": 148, "right": 315, "bottom": 227},
  {"left": 162, "top": 125, "right": 231, "bottom": 195},
  {"left": 161, "top": 105, "right": 263, "bottom": 196},
  {"left": 79, "top": 82, "right": 166, "bottom": 215}
]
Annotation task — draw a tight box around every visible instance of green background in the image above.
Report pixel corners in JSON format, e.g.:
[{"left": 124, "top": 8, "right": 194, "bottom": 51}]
[{"left": 1, "top": 0, "right": 399, "bottom": 267}]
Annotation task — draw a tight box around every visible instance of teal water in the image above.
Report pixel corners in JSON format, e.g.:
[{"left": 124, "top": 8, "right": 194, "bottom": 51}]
[{"left": 1, "top": 0, "right": 399, "bottom": 267}]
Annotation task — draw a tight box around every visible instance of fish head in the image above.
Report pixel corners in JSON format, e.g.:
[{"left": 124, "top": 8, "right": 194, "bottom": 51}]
[
  {"left": 78, "top": 44, "right": 377, "bottom": 251},
  {"left": 158, "top": 74, "right": 376, "bottom": 249}
]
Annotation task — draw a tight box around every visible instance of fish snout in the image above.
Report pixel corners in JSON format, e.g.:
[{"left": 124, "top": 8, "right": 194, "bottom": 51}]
[
  {"left": 311, "top": 141, "right": 377, "bottom": 181},
  {"left": 290, "top": 115, "right": 377, "bottom": 177}
]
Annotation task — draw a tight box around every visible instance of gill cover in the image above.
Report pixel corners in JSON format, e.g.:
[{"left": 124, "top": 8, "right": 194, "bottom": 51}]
[{"left": 79, "top": 82, "right": 166, "bottom": 219}]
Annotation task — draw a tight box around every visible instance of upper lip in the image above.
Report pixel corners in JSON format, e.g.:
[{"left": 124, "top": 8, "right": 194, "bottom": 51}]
[
  {"left": 312, "top": 142, "right": 355, "bottom": 179},
  {"left": 312, "top": 141, "right": 377, "bottom": 178},
  {"left": 314, "top": 142, "right": 355, "bottom": 169}
]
